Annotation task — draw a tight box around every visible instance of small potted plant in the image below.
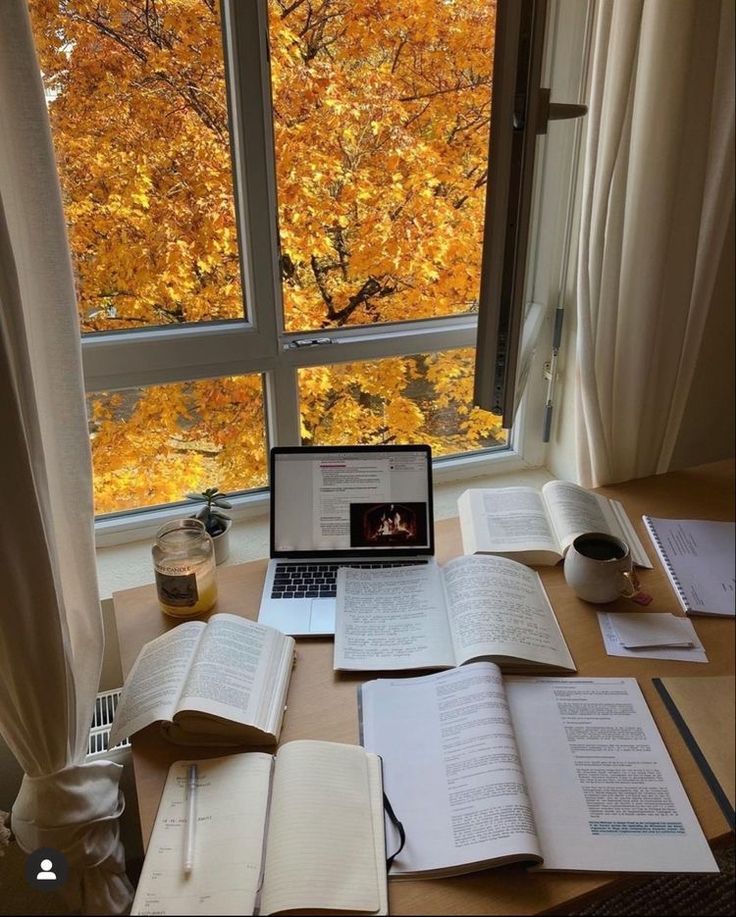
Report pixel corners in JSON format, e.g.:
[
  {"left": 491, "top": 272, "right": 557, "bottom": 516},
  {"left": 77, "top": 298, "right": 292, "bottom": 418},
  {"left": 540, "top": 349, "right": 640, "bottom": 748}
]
[{"left": 186, "top": 486, "right": 233, "bottom": 565}]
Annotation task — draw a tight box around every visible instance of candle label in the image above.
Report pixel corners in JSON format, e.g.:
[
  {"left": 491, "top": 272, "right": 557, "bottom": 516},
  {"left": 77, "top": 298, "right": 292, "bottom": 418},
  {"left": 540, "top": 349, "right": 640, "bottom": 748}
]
[{"left": 155, "top": 570, "right": 199, "bottom": 607}]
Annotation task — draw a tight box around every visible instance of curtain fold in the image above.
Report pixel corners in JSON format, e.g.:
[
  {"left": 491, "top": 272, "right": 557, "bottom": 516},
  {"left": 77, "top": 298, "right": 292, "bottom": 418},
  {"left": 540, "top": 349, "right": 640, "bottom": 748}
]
[
  {"left": 0, "top": 1, "right": 132, "bottom": 912},
  {"left": 575, "top": 0, "right": 735, "bottom": 487}
]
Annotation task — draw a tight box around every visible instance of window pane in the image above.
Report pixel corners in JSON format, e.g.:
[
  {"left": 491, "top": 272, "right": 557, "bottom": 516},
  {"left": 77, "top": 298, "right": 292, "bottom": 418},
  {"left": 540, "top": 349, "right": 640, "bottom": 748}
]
[
  {"left": 88, "top": 376, "right": 267, "bottom": 514},
  {"left": 298, "top": 349, "right": 507, "bottom": 455},
  {"left": 269, "top": 0, "right": 497, "bottom": 333},
  {"left": 29, "top": 0, "right": 244, "bottom": 333}
]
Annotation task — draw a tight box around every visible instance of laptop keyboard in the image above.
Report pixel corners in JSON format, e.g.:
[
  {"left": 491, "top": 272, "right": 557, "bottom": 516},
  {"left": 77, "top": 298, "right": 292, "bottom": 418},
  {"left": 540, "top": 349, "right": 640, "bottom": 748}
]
[{"left": 270, "top": 560, "right": 428, "bottom": 599}]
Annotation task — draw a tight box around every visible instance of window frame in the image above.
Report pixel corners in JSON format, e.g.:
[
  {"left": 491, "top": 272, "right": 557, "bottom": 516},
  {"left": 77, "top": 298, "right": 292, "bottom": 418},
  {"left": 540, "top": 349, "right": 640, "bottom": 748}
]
[{"left": 84, "top": 0, "right": 588, "bottom": 545}]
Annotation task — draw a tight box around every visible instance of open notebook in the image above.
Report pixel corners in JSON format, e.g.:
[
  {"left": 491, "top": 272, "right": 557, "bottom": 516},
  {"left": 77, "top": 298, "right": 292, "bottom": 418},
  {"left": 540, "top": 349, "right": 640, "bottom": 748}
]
[{"left": 132, "top": 742, "right": 388, "bottom": 916}]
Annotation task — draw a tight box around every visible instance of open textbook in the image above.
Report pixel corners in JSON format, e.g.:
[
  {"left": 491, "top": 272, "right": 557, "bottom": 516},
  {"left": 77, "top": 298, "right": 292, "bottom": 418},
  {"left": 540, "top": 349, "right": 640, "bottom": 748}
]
[
  {"left": 359, "top": 663, "right": 717, "bottom": 877},
  {"left": 132, "top": 741, "right": 387, "bottom": 916},
  {"left": 109, "top": 614, "right": 295, "bottom": 747},
  {"left": 458, "top": 480, "right": 652, "bottom": 567},
  {"left": 334, "top": 554, "right": 575, "bottom": 673}
]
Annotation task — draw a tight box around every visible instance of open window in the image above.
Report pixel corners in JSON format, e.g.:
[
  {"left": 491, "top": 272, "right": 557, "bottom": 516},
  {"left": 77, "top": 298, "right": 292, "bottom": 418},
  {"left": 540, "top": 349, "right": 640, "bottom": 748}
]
[{"left": 28, "top": 0, "right": 588, "bottom": 541}]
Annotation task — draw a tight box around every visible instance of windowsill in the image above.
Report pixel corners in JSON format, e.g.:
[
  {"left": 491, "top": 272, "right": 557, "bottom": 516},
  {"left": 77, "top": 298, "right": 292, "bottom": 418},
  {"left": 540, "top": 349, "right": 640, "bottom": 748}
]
[{"left": 96, "top": 465, "right": 554, "bottom": 598}]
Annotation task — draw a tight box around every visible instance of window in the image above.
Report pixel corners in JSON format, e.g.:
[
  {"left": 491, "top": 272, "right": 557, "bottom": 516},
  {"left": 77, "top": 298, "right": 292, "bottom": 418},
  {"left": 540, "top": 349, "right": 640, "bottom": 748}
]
[{"left": 29, "top": 0, "right": 586, "bottom": 536}]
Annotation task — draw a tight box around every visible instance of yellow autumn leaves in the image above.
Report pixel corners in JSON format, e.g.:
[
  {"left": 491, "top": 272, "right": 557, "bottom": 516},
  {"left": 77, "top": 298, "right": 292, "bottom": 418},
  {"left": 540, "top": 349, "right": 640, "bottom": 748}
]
[{"left": 29, "top": 0, "right": 504, "bottom": 513}]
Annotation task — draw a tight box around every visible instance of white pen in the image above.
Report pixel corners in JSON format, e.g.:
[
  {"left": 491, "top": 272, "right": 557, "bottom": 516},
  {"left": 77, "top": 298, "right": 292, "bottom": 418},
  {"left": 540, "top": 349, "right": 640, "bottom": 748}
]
[{"left": 183, "top": 763, "right": 198, "bottom": 875}]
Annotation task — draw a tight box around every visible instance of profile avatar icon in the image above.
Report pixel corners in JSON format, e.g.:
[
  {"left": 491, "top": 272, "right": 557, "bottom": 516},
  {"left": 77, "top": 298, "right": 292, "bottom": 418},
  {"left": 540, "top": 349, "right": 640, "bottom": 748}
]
[
  {"left": 25, "top": 846, "right": 68, "bottom": 890},
  {"left": 36, "top": 858, "right": 57, "bottom": 880}
]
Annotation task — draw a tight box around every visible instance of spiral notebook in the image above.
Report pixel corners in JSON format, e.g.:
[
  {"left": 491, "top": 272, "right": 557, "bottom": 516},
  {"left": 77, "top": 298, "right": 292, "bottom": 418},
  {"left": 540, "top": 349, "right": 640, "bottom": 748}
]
[{"left": 642, "top": 517, "right": 735, "bottom": 617}]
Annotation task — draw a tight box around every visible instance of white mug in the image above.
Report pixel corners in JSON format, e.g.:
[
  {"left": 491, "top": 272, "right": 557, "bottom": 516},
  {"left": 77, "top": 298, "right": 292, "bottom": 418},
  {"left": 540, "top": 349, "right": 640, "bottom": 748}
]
[{"left": 563, "top": 533, "right": 639, "bottom": 604}]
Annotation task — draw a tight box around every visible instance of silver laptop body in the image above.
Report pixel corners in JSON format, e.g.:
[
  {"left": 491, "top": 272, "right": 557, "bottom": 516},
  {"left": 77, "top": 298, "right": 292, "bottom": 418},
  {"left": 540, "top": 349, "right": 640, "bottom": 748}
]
[{"left": 257, "top": 445, "right": 435, "bottom": 636}]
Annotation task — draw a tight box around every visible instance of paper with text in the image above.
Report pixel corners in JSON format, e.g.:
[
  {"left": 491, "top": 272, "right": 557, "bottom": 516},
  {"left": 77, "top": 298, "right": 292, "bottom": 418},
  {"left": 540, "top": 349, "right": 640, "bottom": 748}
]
[
  {"left": 131, "top": 754, "right": 272, "bottom": 916},
  {"left": 360, "top": 663, "right": 542, "bottom": 876},
  {"left": 610, "top": 613, "right": 695, "bottom": 648},
  {"left": 457, "top": 482, "right": 651, "bottom": 567},
  {"left": 335, "top": 564, "right": 454, "bottom": 670},
  {"left": 109, "top": 622, "right": 205, "bottom": 747},
  {"left": 644, "top": 517, "right": 735, "bottom": 616},
  {"left": 505, "top": 676, "right": 718, "bottom": 872},
  {"left": 458, "top": 487, "right": 559, "bottom": 562},
  {"left": 110, "top": 614, "right": 294, "bottom": 747},
  {"left": 443, "top": 555, "right": 574, "bottom": 671},
  {"left": 176, "top": 615, "right": 272, "bottom": 725},
  {"left": 597, "top": 613, "right": 707, "bottom": 663},
  {"left": 335, "top": 555, "right": 574, "bottom": 673},
  {"left": 312, "top": 458, "right": 389, "bottom": 546}
]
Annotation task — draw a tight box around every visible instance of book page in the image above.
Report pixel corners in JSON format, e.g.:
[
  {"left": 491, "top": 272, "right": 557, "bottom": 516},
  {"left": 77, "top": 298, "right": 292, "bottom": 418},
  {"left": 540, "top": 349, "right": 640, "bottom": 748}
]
[
  {"left": 443, "top": 555, "right": 574, "bottom": 672},
  {"left": 260, "top": 740, "right": 385, "bottom": 915},
  {"left": 334, "top": 564, "right": 455, "bottom": 671},
  {"left": 458, "top": 487, "right": 559, "bottom": 557},
  {"left": 541, "top": 482, "right": 651, "bottom": 566},
  {"left": 175, "top": 614, "right": 287, "bottom": 733},
  {"left": 505, "top": 677, "right": 718, "bottom": 872},
  {"left": 359, "top": 662, "right": 541, "bottom": 876},
  {"left": 131, "top": 753, "right": 273, "bottom": 916},
  {"left": 108, "top": 622, "right": 205, "bottom": 747},
  {"left": 542, "top": 480, "right": 612, "bottom": 551}
]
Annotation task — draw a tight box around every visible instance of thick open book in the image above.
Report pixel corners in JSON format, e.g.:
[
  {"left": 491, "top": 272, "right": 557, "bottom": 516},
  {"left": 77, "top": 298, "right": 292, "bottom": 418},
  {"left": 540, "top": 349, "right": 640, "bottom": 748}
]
[
  {"left": 334, "top": 554, "right": 575, "bottom": 673},
  {"left": 360, "top": 663, "right": 718, "bottom": 877},
  {"left": 132, "top": 741, "right": 388, "bottom": 916},
  {"left": 109, "top": 614, "right": 295, "bottom": 747},
  {"left": 458, "top": 480, "right": 652, "bottom": 567}
]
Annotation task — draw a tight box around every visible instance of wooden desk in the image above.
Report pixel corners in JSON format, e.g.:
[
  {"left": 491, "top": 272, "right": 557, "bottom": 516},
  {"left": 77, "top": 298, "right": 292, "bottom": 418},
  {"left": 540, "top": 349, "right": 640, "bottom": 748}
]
[{"left": 113, "top": 460, "right": 735, "bottom": 915}]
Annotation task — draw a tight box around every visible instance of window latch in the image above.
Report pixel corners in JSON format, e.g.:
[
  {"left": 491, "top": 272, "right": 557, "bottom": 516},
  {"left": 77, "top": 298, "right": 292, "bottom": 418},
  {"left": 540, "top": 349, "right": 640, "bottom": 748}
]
[
  {"left": 536, "top": 88, "right": 587, "bottom": 135},
  {"left": 283, "top": 337, "right": 334, "bottom": 351}
]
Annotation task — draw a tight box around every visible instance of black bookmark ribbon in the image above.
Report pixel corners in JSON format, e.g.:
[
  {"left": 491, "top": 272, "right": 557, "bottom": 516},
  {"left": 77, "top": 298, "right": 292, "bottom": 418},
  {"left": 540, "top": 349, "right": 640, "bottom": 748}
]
[{"left": 383, "top": 791, "right": 406, "bottom": 870}]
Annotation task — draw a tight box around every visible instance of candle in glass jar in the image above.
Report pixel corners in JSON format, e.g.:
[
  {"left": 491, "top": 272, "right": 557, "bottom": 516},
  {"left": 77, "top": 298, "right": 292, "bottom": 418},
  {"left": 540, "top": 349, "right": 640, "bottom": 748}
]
[{"left": 152, "top": 518, "right": 218, "bottom": 616}]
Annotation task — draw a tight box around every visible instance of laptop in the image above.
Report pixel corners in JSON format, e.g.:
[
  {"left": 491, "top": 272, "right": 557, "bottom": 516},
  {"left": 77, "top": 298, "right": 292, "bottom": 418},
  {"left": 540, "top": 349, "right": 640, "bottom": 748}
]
[{"left": 257, "top": 445, "right": 435, "bottom": 636}]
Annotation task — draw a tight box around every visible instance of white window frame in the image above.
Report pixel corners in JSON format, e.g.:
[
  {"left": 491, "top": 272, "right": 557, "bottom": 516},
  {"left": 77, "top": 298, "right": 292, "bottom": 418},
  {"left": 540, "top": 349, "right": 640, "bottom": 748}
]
[{"left": 86, "top": 0, "right": 589, "bottom": 547}]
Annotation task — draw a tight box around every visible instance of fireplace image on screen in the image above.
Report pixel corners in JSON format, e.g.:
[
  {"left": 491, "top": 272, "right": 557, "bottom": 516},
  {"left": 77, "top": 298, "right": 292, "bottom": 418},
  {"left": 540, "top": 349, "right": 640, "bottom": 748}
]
[{"left": 350, "top": 502, "right": 428, "bottom": 548}]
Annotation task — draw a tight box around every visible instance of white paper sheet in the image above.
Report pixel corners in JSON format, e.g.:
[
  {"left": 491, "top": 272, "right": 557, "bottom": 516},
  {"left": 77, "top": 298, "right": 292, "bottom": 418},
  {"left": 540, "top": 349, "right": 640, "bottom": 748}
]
[
  {"left": 506, "top": 677, "right": 718, "bottom": 873},
  {"left": 598, "top": 613, "right": 708, "bottom": 662},
  {"left": 610, "top": 613, "right": 695, "bottom": 648}
]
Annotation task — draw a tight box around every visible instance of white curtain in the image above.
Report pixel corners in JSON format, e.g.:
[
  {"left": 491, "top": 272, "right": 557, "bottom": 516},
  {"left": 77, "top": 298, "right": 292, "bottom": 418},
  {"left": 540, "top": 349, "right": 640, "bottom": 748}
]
[
  {"left": 0, "top": 2, "right": 133, "bottom": 913},
  {"left": 575, "top": 0, "right": 735, "bottom": 487}
]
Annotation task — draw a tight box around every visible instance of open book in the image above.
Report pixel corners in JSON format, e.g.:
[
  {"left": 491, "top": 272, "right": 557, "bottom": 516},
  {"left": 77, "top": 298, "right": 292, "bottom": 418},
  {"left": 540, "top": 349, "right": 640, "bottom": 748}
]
[
  {"left": 458, "top": 480, "right": 652, "bottom": 567},
  {"left": 334, "top": 554, "right": 575, "bottom": 673},
  {"left": 132, "top": 741, "right": 387, "bottom": 916},
  {"left": 109, "top": 614, "right": 295, "bottom": 747},
  {"left": 360, "top": 663, "right": 718, "bottom": 877}
]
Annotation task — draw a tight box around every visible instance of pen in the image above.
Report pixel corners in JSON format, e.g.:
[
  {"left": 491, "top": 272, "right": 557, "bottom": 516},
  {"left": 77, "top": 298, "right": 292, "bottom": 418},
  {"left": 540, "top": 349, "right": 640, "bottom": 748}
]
[{"left": 184, "top": 763, "right": 198, "bottom": 875}]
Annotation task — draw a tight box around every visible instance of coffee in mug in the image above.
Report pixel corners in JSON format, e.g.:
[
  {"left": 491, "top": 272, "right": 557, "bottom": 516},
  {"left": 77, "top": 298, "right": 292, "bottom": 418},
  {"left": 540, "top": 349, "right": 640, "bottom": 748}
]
[
  {"left": 563, "top": 532, "right": 639, "bottom": 604},
  {"left": 572, "top": 535, "right": 627, "bottom": 561}
]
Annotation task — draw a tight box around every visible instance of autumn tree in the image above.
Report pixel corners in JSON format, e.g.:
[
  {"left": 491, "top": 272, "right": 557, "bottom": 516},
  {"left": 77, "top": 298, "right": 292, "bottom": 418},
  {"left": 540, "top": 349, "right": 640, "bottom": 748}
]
[{"left": 28, "top": 0, "right": 503, "bottom": 513}]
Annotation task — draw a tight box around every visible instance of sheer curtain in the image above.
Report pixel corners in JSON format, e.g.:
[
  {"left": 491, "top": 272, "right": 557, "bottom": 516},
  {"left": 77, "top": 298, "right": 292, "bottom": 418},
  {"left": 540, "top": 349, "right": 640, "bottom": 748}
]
[
  {"left": 0, "top": 2, "right": 132, "bottom": 912},
  {"left": 575, "top": 0, "right": 734, "bottom": 487}
]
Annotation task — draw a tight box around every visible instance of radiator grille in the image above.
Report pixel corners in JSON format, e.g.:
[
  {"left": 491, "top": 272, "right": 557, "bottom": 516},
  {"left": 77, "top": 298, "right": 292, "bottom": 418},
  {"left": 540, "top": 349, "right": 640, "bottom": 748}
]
[{"left": 87, "top": 688, "right": 130, "bottom": 758}]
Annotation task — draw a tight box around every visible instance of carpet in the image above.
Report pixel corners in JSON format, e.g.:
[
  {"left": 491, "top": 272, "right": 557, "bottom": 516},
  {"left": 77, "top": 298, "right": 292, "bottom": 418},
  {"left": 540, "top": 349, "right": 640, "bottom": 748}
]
[{"left": 569, "top": 844, "right": 735, "bottom": 916}]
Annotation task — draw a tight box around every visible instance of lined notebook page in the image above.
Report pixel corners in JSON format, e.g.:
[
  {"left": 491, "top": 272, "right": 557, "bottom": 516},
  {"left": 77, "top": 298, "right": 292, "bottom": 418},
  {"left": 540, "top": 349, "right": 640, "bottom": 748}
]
[
  {"left": 132, "top": 754, "right": 272, "bottom": 916},
  {"left": 259, "top": 740, "right": 383, "bottom": 915}
]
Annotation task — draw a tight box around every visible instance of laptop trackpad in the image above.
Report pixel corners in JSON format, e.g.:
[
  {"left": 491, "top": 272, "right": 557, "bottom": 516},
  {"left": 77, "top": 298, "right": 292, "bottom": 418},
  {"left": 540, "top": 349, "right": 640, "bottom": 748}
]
[{"left": 309, "top": 599, "right": 336, "bottom": 635}]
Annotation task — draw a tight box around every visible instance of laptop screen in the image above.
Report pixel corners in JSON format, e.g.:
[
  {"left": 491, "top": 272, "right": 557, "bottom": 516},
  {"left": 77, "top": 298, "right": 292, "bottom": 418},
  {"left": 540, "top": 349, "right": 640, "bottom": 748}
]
[{"left": 270, "top": 445, "right": 434, "bottom": 557}]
